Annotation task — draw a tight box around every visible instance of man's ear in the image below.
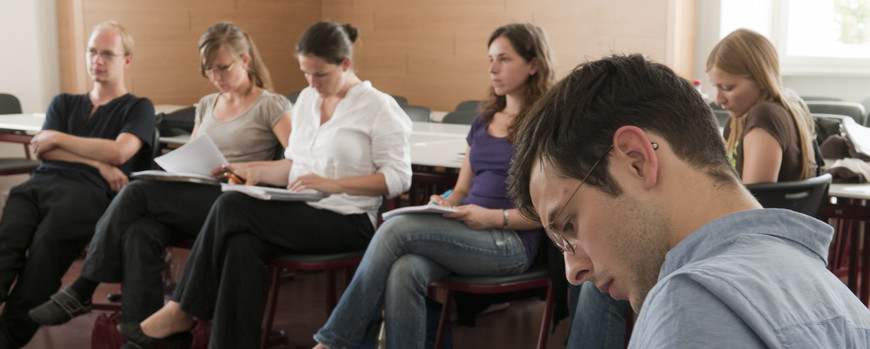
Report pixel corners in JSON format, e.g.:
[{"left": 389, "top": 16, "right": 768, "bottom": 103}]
[
  {"left": 123, "top": 54, "right": 133, "bottom": 69},
  {"left": 611, "top": 126, "right": 658, "bottom": 189}
]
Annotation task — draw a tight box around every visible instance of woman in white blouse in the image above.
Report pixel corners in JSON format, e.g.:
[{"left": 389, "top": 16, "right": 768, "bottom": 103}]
[{"left": 116, "top": 21, "right": 412, "bottom": 349}]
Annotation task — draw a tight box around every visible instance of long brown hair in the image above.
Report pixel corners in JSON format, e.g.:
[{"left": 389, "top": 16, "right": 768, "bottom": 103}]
[
  {"left": 199, "top": 22, "right": 273, "bottom": 91},
  {"left": 481, "top": 23, "right": 556, "bottom": 143},
  {"left": 707, "top": 28, "right": 815, "bottom": 179}
]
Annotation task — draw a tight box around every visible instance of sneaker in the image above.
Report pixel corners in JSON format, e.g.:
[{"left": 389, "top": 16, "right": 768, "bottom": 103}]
[{"left": 28, "top": 287, "right": 92, "bottom": 325}]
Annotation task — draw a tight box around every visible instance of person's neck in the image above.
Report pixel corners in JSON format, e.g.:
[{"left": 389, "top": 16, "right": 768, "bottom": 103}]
[
  {"left": 222, "top": 80, "right": 258, "bottom": 103},
  {"left": 332, "top": 72, "right": 362, "bottom": 100},
  {"left": 656, "top": 164, "right": 761, "bottom": 249},
  {"left": 501, "top": 93, "right": 524, "bottom": 118},
  {"left": 90, "top": 80, "right": 128, "bottom": 105}
]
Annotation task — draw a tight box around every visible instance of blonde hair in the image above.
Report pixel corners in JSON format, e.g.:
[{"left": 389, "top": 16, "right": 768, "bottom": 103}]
[
  {"left": 92, "top": 20, "right": 134, "bottom": 56},
  {"left": 199, "top": 22, "right": 273, "bottom": 91},
  {"left": 707, "top": 28, "right": 816, "bottom": 179}
]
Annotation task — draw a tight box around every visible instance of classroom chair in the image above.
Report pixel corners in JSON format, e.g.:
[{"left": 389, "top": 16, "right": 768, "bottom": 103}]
[
  {"left": 287, "top": 91, "right": 300, "bottom": 105},
  {"left": 0, "top": 93, "right": 40, "bottom": 175},
  {"left": 392, "top": 95, "right": 409, "bottom": 107},
  {"left": 441, "top": 111, "right": 476, "bottom": 125},
  {"left": 401, "top": 105, "right": 432, "bottom": 122},
  {"left": 805, "top": 101, "right": 866, "bottom": 126},
  {"left": 454, "top": 100, "right": 485, "bottom": 113},
  {"left": 744, "top": 173, "right": 832, "bottom": 220},
  {"left": 0, "top": 93, "right": 23, "bottom": 114},
  {"left": 801, "top": 96, "right": 842, "bottom": 102},
  {"left": 429, "top": 261, "right": 555, "bottom": 349}
]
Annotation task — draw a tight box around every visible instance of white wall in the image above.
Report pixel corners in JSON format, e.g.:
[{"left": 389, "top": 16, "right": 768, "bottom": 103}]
[
  {"left": 693, "top": 0, "right": 870, "bottom": 105},
  {"left": 0, "top": 0, "right": 60, "bottom": 114},
  {"left": 0, "top": 1, "right": 60, "bottom": 212}
]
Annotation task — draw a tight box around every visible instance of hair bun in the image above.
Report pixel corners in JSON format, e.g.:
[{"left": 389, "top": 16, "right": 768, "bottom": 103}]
[{"left": 342, "top": 23, "right": 359, "bottom": 43}]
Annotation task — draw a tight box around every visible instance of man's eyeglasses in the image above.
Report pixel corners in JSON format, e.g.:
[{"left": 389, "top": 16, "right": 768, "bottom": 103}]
[
  {"left": 87, "top": 49, "right": 121, "bottom": 60},
  {"left": 205, "top": 58, "right": 239, "bottom": 77},
  {"left": 544, "top": 142, "right": 658, "bottom": 255}
]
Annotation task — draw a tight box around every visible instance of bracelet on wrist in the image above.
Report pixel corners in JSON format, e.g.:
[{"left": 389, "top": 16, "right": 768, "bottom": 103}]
[{"left": 501, "top": 209, "right": 509, "bottom": 228}]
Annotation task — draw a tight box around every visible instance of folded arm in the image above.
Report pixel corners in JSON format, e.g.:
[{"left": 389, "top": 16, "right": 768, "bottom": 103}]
[{"left": 32, "top": 131, "right": 143, "bottom": 166}]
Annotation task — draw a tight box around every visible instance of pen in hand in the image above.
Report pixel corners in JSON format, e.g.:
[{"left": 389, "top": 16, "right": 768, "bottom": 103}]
[
  {"left": 430, "top": 189, "right": 453, "bottom": 206},
  {"left": 222, "top": 165, "right": 246, "bottom": 184}
]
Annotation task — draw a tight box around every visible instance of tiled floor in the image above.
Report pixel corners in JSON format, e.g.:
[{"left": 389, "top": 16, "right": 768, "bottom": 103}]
[{"left": 20, "top": 248, "right": 571, "bottom": 349}]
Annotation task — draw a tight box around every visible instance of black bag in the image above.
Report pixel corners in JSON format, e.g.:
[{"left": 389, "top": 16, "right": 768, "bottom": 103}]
[{"left": 157, "top": 106, "right": 196, "bottom": 137}]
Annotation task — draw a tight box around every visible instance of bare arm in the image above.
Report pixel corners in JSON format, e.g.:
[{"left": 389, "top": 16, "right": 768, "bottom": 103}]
[
  {"left": 225, "top": 159, "right": 293, "bottom": 187},
  {"left": 31, "top": 131, "right": 143, "bottom": 166},
  {"left": 272, "top": 113, "right": 292, "bottom": 148},
  {"left": 741, "top": 128, "right": 782, "bottom": 184}
]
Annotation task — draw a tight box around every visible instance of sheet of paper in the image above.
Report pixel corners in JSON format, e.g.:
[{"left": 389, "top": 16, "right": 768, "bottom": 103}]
[
  {"left": 381, "top": 204, "right": 458, "bottom": 220},
  {"left": 220, "top": 183, "right": 328, "bottom": 202},
  {"left": 154, "top": 134, "right": 227, "bottom": 177}
]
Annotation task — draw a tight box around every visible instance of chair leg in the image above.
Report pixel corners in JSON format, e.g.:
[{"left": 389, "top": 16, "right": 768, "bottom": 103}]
[
  {"left": 434, "top": 290, "right": 454, "bottom": 349},
  {"left": 261, "top": 266, "right": 282, "bottom": 349},
  {"left": 536, "top": 280, "right": 555, "bottom": 349},
  {"left": 325, "top": 269, "right": 337, "bottom": 317}
]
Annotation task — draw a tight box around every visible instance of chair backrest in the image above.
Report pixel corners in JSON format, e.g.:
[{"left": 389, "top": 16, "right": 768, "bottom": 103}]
[
  {"left": 392, "top": 95, "right": 409, "bottom": 106},
  {"left": 441, "top": 111, "right": 476, "bottom": 125},
  {"left": 805, "top": 101, "right": 866, "bottom": 126},
  {"left": 801, "top": 96, "right": 842, "bottom": 102},
  {"left": 454, "top": 100, "right": 485, "bottom": 113},
  {"left": 0, "top": 93, "right": 23, "bottom": 114},
  {"left": 861, "top": 96, "right": 870, "bottom": 126},
  {"left": 401, "top": 105, "right": 431, "bottom": 122},
  {"left": 745, "top": 173, "right": 832, "bottom": 219},
  {"left": 288, "top": 91, "right": 300, "bottom": 104}
]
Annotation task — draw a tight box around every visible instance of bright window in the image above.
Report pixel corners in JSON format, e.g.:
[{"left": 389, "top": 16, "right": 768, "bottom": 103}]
[{"left": 720, "top": 0, "right": 870, "bottom": 76}]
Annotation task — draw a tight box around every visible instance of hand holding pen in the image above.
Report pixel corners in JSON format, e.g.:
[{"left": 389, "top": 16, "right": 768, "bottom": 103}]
[
  {"left": 221, "top": 164, "right": 246, "bottom": 184},
  {"left": 429, "top": 189, "right": 453, "bottom": 207}
]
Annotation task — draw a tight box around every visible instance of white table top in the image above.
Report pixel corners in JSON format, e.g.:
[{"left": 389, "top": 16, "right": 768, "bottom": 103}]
[
  {"left": 159, "top": 121, "right": 472, "bottom": 169},
  {"left": 0, "top": 113, "right": 45, "bottom": 135},
  {"left": 829, "top": 183, "right": 870, "bottom": 200}
]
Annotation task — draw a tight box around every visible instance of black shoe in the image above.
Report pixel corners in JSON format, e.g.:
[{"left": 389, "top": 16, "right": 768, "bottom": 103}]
[
  {"left": 116, "top": 322, "right": 193, "bottom": 349},
  {"left": 28, "top": 287, "right": 92, "bottom": 325}
]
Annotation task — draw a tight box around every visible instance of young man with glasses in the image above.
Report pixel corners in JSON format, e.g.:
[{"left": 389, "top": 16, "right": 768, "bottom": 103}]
[
  {"left": 0, "top": 20, "right": 154, "bottom": 347},
  {"left": 509, "top": 54, "right": 870, "bottom": 347}
]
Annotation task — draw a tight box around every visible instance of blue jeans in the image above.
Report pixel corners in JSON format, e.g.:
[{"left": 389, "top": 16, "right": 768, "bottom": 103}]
[
  {"left": 314, "top": 214, "right": 531, "bottom": 349},
  {"left": 567, "top": 281, "right": 633, "bottom": 349}
]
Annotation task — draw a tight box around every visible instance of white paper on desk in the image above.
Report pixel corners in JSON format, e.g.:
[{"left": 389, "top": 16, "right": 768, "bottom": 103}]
[
  {"left": 381, "top": 204, "right": 458, "bottom": 220},
  {"left": 844, "top": 118, "right": 870, "bottom": 158},
  {"left": 154, "top": 134, "right": 227, "bottom": 177}
]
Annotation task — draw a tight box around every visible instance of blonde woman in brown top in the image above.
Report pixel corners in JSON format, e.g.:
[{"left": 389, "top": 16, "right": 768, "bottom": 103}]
[{"left": 707, "top": 28, "right": 816, "bottom": 183}]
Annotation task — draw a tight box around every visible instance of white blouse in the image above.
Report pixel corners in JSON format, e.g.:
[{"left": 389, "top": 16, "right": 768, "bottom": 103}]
[{"left": 286, "top": 81, "right": 412, "bottom": 225}]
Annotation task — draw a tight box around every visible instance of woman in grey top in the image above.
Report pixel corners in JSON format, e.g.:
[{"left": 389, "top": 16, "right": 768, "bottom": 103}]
[{"left": 28, "top": 22, "right": 292, "bottom": 329}]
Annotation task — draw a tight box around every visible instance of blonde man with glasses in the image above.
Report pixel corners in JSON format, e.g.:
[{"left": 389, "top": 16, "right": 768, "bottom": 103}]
[
  {"left": 0, "top": 20, "right": 154, "bottom": 347},
  {"left": 509, "top": 54, "right": 870, "bottom": 348}
]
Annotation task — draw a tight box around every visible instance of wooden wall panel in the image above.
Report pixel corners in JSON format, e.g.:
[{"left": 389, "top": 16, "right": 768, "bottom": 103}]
[
  {"left": 56, "top": 0, "right": 319, "bottom": 106},
  {"left": 57, "top": 0, "right": 694, "bottom": 111}
]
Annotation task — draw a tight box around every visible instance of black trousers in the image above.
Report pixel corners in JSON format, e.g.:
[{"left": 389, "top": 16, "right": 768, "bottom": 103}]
[
  {"left": 81, "top": 180, "right": 223, "bottom": 323},
  {"left": 0, "top": 173, "right": 112, "bottom": 348},
  {"left": 173, "top": 192, "right": 374, "bottom": 349}
]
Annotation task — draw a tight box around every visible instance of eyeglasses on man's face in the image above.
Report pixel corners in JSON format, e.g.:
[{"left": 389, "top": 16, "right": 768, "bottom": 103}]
[
  {"left": 87, "top": 49, "right": 122, "bottom": 60},
  {"left": 544, "top": 142, "right": 658, "bottom": 255},
  {"left": 205, "top": 57, "right": 239, "bottom": 77}
]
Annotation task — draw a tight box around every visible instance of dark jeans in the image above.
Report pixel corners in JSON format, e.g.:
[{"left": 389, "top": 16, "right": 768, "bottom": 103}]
[
  {"left": 81, "top": 180, "right": 223, "bottom": 324},
  {"left": 173, "top": 192, "right": 373, "bottom": 349},
  {"left": 0, "top": 173, "right": 112, "bottom": 347},
  {"left": 567, "top": 281, "right": 633, "bottom": 349}
]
